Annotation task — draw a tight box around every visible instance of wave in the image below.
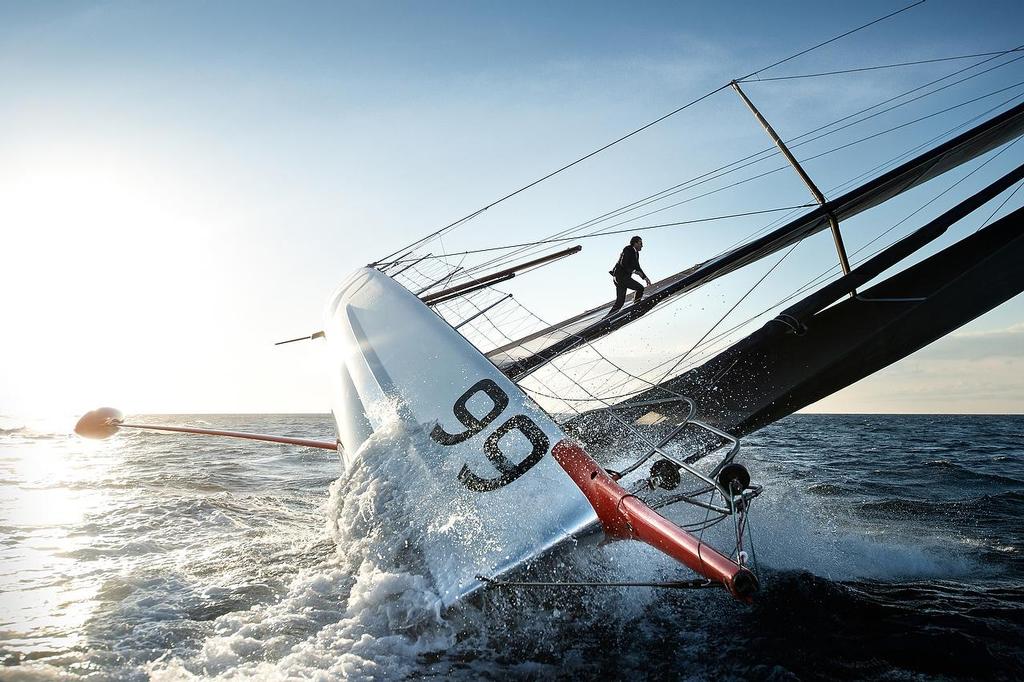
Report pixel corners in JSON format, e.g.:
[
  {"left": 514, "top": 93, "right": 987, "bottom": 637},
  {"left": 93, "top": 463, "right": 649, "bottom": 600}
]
[
  {"left": 805, "top": 482, "right": 848, "bottom": 496},
  {"left": 149, "top": 406, "right": 455, "bottom": 681},
  {"left": 919, "top": 459, "right": 1024, "bottom": 485},
  {"left": 856, "top": 490, "right": 1024, "bottom": 518},
  {"left": 727, "top": 571, "right": 1024, "bottom": 680},
  {"left": 725, "top": 481, "right": 988, "bottom": 582}
]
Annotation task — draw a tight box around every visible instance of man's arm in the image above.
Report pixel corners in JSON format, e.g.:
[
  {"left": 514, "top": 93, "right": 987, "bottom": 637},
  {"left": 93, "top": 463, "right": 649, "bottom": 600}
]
[{"left": 633, "top": 252, "right": 650, "bottom": 284}]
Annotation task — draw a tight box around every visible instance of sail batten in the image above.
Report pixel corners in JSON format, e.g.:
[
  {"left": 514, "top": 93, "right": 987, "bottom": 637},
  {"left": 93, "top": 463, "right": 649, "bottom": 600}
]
[{"left": 487, "top": 100, "right": 1024, "bottom": 379}]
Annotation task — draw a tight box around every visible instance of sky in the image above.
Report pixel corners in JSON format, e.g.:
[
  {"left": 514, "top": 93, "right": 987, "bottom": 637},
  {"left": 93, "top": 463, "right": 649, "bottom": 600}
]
[{"left": 2, "top": 0, "right": 1024, "bottom": 418}]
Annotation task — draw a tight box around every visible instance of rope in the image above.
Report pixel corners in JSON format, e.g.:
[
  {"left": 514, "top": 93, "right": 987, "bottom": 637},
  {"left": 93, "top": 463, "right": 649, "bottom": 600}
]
[
  {"left": 476, "top": 575, "right": 719, "bottom": 590},
  {"left": 745, "top": 511, "right": 761, "bottom": 577},
  {"left": 696, "top": 489, "right": 715, "bottom": 584}
]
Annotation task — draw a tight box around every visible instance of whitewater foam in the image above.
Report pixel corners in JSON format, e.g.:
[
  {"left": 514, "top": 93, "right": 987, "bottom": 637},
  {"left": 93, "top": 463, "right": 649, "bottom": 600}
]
[{"left": 150, "top": 411, "right": 454, "bottom": 681}]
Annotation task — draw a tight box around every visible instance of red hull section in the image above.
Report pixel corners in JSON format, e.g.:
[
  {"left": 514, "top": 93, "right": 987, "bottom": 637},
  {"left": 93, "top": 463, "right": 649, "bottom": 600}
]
[{"left": 551, "top": 440, "right": 757, "bottom": 599}]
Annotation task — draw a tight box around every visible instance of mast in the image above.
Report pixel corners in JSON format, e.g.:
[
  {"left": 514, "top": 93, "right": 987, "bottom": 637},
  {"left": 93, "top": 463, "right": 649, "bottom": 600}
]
[{"left": 730, "top": 81, "right": 854, "bottom": 287}]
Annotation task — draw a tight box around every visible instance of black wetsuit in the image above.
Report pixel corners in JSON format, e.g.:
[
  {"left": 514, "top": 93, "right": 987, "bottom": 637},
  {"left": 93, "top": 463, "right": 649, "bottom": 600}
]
[{"left": 608, "top": 245, "right": 647, "bottom": 315}]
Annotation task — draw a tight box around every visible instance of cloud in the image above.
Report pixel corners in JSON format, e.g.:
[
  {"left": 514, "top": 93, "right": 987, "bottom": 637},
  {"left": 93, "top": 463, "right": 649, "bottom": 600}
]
[
  {"left": 920, "top": 322, "right": 1024, "bottom": 359},
  {"left": 808, "top": 322, "right": 1024, "bottom": 413}
]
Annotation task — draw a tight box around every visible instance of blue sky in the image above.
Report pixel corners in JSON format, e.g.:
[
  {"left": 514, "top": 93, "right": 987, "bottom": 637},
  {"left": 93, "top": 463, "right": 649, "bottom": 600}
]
[{"left": 2, "top": 0, "right": 1024, "bottom": 416}]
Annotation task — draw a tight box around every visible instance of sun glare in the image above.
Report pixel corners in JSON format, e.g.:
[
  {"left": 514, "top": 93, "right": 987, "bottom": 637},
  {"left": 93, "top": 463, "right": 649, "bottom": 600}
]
[{"left": 2, "top": 147, "right": 229, "bottom": 418}]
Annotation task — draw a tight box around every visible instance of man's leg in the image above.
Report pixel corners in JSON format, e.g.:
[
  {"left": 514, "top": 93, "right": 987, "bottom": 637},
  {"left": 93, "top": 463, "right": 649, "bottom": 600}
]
[
  {"left": 624, "top": 278, "right": 644, "bottom": 304},
  {"left": 608, "top": 279, "right": 628, "bottom": 315}
]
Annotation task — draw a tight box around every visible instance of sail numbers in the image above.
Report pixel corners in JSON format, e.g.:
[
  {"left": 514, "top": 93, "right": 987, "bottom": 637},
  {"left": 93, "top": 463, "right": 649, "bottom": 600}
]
[{"left": 431, "top": 379, "right": 548, "bottom": 492}]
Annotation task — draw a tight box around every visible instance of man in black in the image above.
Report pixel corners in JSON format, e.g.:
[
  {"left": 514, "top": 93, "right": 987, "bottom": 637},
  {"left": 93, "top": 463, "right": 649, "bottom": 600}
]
[{"left": 608, "top": 236, "right": 652, "bottom": 316}]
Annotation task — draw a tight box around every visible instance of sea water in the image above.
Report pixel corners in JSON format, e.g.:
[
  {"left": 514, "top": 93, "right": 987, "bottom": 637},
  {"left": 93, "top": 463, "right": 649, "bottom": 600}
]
[{"left": 1, "top": 414, "right": 1022, "bottom": 680}]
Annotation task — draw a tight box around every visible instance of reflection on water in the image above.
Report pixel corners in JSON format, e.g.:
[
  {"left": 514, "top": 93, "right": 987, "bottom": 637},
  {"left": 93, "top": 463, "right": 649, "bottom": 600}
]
[{"left": 1, "top": 437, "right": 114, "bottom": 657}]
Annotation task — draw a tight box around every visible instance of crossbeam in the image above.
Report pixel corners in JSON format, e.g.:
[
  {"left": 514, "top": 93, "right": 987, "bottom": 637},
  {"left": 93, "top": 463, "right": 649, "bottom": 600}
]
[{"left": 731, "top": 81, "right": 854, "bottom": 285}]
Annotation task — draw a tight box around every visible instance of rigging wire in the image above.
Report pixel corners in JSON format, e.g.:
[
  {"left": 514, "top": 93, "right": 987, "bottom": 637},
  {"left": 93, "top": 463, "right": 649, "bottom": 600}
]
[
  {"left": 653, "top": 242, "right": 802, "bottom": 386},
  {"left": 798, "top": 79, "right": 1024, "bottom": 165},
  {"left": 376, "top": 1, "right": 929, "bottom": 263},
  {"left": 525, "top": 109, "right": 1024, "bottom": 403},
  {"left": 457, "top": 79, "right": 1024, "bottom": 295},
  {"left": 783, "top": 52, "right": 1024, "bottom": 155},
  {"left": 384, "top": 204, "right": 815, "bottom": 261},
  {"left": 374, "top": 81, "right": 729, "bottom": 264},
  {"left": 976, "top": 178, "right": 1024, "bottom": 232},
  {"left": 734, "top": 1, "right": 927, "bottom": 82},
  {"left": 598, "top": 129, "right": 1024, "bottom": 394},
  {"left": 445, "top": 51, "right": 1024, "bottom": 282},
  {"left": 476, "top": 575, "right": 719, "bottom": 590},
  {"left": 778, "top": 45, "right": 1024, "bottom": 147},
  {"left": 740, "top": 47, "right": 1024, "bottom": 82}
]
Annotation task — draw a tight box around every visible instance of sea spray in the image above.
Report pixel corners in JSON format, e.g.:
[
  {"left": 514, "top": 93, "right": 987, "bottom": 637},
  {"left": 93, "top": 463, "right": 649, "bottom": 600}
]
[
  {"left": 731, "top": 455, "right": 979, "bottom": 582},
  {"left": 151, "top": 409, "right": 455, "bottom": 680}
]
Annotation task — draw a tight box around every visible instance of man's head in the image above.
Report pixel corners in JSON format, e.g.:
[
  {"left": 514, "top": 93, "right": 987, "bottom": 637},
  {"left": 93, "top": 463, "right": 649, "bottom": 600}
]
[{"left": 630, "top": 235, "right": 643, "bottom": 251}]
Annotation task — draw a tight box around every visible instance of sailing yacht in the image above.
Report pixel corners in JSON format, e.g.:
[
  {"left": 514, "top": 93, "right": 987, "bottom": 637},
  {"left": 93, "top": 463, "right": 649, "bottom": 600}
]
[{"left": 76, "top": 13, "right": 1024, "bottom": 607}]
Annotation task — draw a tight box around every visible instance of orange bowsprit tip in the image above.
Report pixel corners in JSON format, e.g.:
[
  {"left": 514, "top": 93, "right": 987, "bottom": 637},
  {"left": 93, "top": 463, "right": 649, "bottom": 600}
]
[{"left": 74, "top": 407, "right": 123, "bottom": 439}]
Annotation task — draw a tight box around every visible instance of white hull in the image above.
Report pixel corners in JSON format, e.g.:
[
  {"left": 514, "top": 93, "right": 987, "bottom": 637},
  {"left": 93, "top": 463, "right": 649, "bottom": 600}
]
[{"left": 322, "top": 268, "right": 598, "bottom": 606}]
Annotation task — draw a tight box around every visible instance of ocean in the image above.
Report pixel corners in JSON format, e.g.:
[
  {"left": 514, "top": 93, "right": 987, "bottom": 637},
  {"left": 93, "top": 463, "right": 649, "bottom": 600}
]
[{"left": 1, "top": 413, "right": 1021, "bottom": 680}]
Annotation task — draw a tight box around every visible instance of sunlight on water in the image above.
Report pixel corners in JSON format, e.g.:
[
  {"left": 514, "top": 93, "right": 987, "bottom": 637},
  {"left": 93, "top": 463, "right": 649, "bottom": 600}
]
[{"left": 0, "top": 438, "right": 114, "bottom": 656}]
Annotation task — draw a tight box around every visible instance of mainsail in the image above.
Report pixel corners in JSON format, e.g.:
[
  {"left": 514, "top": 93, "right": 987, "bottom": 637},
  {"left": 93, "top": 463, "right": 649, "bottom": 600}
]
[{"left": 485, "top": 100, "right": 1024, "bottom": 380}]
